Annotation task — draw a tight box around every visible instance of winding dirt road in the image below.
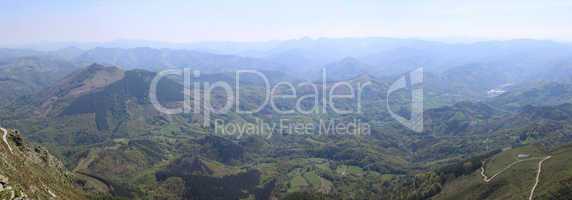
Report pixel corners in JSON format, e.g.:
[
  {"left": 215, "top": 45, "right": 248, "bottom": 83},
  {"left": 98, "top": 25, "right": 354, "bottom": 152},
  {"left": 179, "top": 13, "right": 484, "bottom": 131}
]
[
  {"left": 480, "top": 157, "right": 542, "bottom": 182},
  {"left": 529, "top": 156, "right": 551, "bottom": 200},
  {"left": 480, "top": 155, "right": 551, "bottom": 200}
]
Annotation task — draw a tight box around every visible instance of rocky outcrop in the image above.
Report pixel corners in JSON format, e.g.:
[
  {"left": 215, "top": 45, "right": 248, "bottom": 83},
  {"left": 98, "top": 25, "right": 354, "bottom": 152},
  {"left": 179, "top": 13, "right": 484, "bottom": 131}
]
[
  {"left": 0, "top": 173, "right": 31, "bottom": 200},
  {"left": 0, "top": 128, "right": 87, "bottom": 200}
]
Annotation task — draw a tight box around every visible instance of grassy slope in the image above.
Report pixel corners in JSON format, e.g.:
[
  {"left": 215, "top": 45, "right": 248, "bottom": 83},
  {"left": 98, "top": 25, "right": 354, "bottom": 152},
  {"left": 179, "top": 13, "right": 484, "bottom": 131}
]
[
  {"left": 0, "top": 129, "right": 87, "bottom": 200},
  {"left": 435, "top": 144, "right": 572, "bottom": 200}
]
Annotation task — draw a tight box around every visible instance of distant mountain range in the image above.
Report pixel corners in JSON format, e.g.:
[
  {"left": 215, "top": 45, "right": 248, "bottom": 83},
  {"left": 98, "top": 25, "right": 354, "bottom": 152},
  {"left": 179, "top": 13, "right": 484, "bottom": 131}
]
[{"left": 3, "top": 38, "right": 572, "bottom": 80}]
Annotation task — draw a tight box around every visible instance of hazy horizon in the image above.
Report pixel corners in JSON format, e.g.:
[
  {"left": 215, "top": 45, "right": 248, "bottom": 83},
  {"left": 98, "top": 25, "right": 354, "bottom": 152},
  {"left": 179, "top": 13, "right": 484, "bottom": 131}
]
[
  {"left": 2, "top": 36, "right": 572, "bottom": 51},
  {"left": 2, "top": 0, "right": 572, "bottom": 46}
]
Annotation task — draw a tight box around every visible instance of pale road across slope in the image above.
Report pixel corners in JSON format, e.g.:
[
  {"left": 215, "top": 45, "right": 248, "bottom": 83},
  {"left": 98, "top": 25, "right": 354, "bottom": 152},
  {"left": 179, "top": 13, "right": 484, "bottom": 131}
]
[
  {"left": 1, "top": 127, "right": 12, "bottom": 153},
  {"left": 480, "top": 155, "right": 552, "bottom": 200},
  {"left": 529, "top": 156, "right": 552, "bottom": 200}
]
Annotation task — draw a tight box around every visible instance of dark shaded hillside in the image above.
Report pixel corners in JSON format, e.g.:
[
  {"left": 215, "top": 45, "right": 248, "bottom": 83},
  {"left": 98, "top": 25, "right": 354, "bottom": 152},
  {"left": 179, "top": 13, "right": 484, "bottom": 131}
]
[
  {"left": 423, "top": 102, "right": 503, "bottom": 136},
  {"left": 61, "top": 69, "right": 183, "bottom": 131},
  {"left": 41, "top": 63, "right": 124, "bottom": 100},
  {"left": 156, "top": 157, "right": 272, "bottom": 200},
  {"left": 3, "top": 66, "right": 190, "bottom": 151}
]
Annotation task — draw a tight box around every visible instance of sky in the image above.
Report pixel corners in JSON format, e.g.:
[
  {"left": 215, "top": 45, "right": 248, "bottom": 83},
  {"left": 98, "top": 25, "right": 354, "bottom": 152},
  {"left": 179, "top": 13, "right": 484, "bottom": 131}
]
[{"left": 1, "top": 0, "right": 571, "bottom": 45}]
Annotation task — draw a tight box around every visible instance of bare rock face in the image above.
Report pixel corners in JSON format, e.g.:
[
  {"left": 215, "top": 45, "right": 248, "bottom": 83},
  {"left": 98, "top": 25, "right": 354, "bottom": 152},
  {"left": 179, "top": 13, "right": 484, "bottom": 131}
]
[
  {"left": 0, "top": 128, "right": 87, "bottom": 200},
  {"left": 0, "top": 174, "right": 19, "bottom": 199},
  {"left": 8, "top": 131, "right": 65, "bottom": 172},
  {"left": 0, "top": 174, "right": 8, "bottom": 183}
]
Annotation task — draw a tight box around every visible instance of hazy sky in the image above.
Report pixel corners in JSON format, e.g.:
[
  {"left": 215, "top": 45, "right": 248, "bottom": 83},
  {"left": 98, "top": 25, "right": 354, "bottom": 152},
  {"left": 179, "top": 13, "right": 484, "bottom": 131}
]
[{"left": 1, "top": 0, "right": 571, "bottom": 44}]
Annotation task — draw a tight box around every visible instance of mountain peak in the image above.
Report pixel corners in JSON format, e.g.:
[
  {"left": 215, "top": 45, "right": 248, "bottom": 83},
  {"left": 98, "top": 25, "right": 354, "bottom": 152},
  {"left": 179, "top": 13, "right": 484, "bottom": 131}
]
[
  {"left": 52, "top": 63, "right": 124, "bottom": 97},
  {"left": 37, "top": 64, "right": 125, "bottom": 116},
  {"left": 323, "top": 57, "right": 371, "bottom": 81},
  {"left": 86, "top": 62, "right": 106, "bottom": 69}
]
